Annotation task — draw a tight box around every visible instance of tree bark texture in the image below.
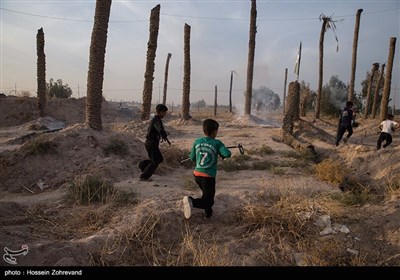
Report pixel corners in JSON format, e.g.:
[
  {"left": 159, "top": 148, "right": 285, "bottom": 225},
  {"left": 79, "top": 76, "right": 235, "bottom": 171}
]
[
  {"left": 380, "top": 37, "right": 396, "bottom": 121},
  {"left": 371, "top": 64, "right": 385, "bottom": 119},
  {"left": 244, "top": 0, "right": 257, "bottom": 116},
  {"left": 86, "top": 0, "right": 112, "bottom": 131},
  {"left": 141, "top": 4, "right": 161, "bottom": 120},
  {"left": 182, "top": 23, "right": 191, "bottom": 120},
  {"left": 348, "top": 9, "right": 363, "bottom": 101},
  {"left": 363, "top": 63, "right": 379, "bottom": 119},
  {"left": 37, "top": 28, "right": 46, "bottom": 117},
  {"left": 315, "top": 18, "right": 328, "bottom": 119},
  {"left": 162, "top": 52, "right": 172, "bottom": 105},
  {"left": 282, "top": 81, "right": 300, "bottom": 134}
]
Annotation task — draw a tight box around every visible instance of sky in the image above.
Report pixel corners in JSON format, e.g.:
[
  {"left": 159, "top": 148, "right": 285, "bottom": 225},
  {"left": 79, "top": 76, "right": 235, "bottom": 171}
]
[{"left": 1, "top": 0, "right": 399, "bottom": 108}]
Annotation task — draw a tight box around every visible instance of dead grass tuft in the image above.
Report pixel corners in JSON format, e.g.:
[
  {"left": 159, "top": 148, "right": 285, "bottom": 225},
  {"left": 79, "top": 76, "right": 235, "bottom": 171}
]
[
  {"left": 68, "top": 174, "right": 118, "bottom": 205},
  {"left": 314, "top": 158, "right": 345, "bottom": 184}
]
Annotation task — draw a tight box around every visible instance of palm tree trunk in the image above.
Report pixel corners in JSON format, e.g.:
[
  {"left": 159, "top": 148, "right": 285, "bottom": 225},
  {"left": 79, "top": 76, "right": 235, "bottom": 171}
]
[
  {"left": 380, "top": 37, "right": 396, "bottom": 121},
  {"left": 363, "top": 63, "right": 379, "bottom": 119},
  {"left": 283, "top": 68, "right": 288, "bottom": 115},
  {"left": 162, "top": 52, "right": 172, "bottom": 105},
  {"left": 36, "top": 28, "right": 46, "bottom": 117},
  {"left": 371, "top": 64, "right": 385, "bottom": 119},
  {"left": 229, "top": 72, "right": 233, "bottom": 113},
  {"left": 141, "top": 4, "right": 161, "bottom": 121},
  {"left": 244, "top": 0, "right": 257, "bottom": 116},
  {"left": 86, "top": 0, "right": 112, "bottom": 131},
  {"left": 283, "top": 81, "right": 300, "bottom": 134},
  {"left": 214, "top": 85, "right": 217, "bottom": 117},
  {"left": 182, "top": 23, "right": 191, "bottom": 120},
  {"left": 315, "top": 18, "right": 328, "bottom": 119},
  {"left": 348, "top": 9, "right": 363, "bottom": 101}
]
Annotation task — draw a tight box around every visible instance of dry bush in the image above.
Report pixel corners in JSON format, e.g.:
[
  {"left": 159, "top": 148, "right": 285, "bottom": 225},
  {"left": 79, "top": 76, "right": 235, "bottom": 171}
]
[
  {"left": 176, "top": 224, "right": 235, "bottom": 266},
  {"left": 218, "top": 154, "right": 251, "bottom": 172},
  {"left": 247, "top": 144, "right": 274, "bottom": 155},
  {"left": 383, "top": 173, "right": 400, "bottom": 200},
  {"left": 300, "top": 238, "right": 367, "bottom": 266},
  {"left": 237, "top": 190, "right": 319, "bottom": 240},
  {"left": 314, "top": 158, "right": 345, "bottom": 184},
  {"left": 24, "top": 138, "right": 58, "bottom": 155},
  {"left": 330, "top": 180, "right": 379, "bottom": 206},
  {"left": 281, "top": 149, "right": 315, "bottom": 161},
  {"left": 102, "top": 137, "right": 128, "bottom": 157},
  {"left": 68, "top": 174, "right": 118, "bottom": 205}
]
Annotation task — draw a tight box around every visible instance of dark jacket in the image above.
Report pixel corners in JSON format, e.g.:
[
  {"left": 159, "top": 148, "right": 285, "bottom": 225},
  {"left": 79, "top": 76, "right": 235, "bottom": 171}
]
[
  {"left": 339, "top": 106, "right": 354, "bottom": 128},
  {"left": 146, "top": 115, "right": 167, "bottom": 143}
]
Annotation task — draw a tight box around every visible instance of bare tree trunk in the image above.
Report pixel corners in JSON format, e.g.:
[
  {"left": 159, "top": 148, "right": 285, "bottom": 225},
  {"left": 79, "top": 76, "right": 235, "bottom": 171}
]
[
  {"left": 36, "top": 28, "right": 46, "bottom": 117},
  {"left": 86, "top": 0, "right": 112, "bottom": 131},
  {"left": 162, "top": 52, "right": 172, "bottom": 105},
  {"left": 372, "top": 64, "right": 385, "bottom": 119},
  {"left": 363, "top": 63, "right": 379, "bottom": 119},
  {"left": 348, "top": 9, "right": 363, "bottom": 101},
  {"left": 141, "top": 4, "right": 161, "bottom": 121},
  {"left": 214, "top": 85, "right": 217, "bottom": 117},
  {"left": 283, "top": 68, "right": 288, "bottom": 115},
  {"left": 229, "top": 72, "right": 233, "bottom": 113},
  {"left": 182, "top": 23, "right": 191, "bottom": 120},
  {"left": 244, "top": 0, "right": 257, "bottom": 116},
  {"left": 283, "top": 81, "right": 300, "bottom": 134},
  {"left": 315, "top": 18, "right": 328, "bottom": 119},
  {"left": 300, "top": 86, "right": 310, "bottom": 117},
  {"left": 380, "top": 37, "right": 396, "bottom": 121}
]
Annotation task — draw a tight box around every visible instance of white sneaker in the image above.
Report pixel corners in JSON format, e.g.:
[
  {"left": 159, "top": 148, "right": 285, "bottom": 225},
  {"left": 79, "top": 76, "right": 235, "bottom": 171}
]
[{"left": 182, "top": 196, "right": 192, "bottom": 219}]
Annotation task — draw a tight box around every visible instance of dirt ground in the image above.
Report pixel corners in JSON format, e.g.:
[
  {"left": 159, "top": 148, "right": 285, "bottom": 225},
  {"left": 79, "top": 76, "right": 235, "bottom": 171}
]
[{"left": 0, "top": 96, "right": 399, "bottom": 268}]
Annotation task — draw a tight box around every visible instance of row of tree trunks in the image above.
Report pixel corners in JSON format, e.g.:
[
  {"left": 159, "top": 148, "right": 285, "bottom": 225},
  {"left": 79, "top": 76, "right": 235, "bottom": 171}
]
[
  {"left": 363, "top": 63, "right": 380, "bottom": 119},
  {"left": 371, "top": 64, "right": 385, "bottom": 119}
]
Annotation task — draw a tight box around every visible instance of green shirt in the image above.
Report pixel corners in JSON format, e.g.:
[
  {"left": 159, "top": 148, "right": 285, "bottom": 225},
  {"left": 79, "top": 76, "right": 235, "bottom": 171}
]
[{"left": 189, "top": 136, "right": 231, "bottom": 177}]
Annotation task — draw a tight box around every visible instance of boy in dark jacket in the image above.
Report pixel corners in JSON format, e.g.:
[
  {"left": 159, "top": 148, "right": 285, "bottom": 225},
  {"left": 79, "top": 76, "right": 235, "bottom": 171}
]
[
  {"left": 182, "top": 119, "right": 231, "bottom": 219},
  {"left": 335, "top": 101, "right": 355, "bottom": 146},
  {"left": 138, "top": 104, "right": 168, "bottom": 181}
]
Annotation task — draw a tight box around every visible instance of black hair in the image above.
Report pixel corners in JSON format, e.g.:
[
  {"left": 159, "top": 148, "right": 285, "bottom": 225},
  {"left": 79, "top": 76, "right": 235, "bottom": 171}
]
[
  {"left": 387, "top": 113, "right": 394, "bottom": 120},
  {"left": 156, "top": 104, "right": 168, "bottom": 113},
  {"left": 203, "top": 119, "right": 219, "bottom": 136},
  {"left": 346, "top": 101, "right": 353, "bottom": 107}
]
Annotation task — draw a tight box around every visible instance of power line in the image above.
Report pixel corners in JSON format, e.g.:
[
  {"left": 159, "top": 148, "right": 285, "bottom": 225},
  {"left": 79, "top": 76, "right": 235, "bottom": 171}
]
[{"left": 1, "top": 7, "right": 399, "bottom": 23}]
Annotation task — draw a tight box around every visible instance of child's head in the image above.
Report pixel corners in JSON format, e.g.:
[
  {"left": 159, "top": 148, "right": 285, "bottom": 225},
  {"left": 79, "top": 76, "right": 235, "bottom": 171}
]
[
  {"left": 346, "top": 101, "right": 353, "bottom": 108},
  {"left": 203, "top": 119, "right": 219, "bottom": 138},
  {"left": 387, "top": 113, "right": 394, "bottom": 120},
  {"left": 156, "top": 104, "right": 168, "bottom": 118}
]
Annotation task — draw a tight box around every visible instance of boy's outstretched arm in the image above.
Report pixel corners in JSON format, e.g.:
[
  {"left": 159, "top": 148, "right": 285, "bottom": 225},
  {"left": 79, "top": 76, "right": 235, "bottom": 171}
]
[{"left": 219, "top": 143, "right": 232, "bottom": 159}]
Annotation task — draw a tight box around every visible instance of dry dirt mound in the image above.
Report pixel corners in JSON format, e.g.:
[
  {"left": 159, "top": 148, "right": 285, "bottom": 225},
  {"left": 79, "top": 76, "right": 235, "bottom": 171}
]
[
  {"left": 0, "top": 96, "right": 135, "bottom": 128},
  {"left": 0, "top": 124, "right": 147, "bottom": 193}
]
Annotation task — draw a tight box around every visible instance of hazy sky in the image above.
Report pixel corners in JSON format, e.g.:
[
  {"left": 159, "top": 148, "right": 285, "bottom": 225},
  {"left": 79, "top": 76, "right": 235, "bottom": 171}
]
[{"left": 1, "top": 0, "right": 399, "bottom": 108}]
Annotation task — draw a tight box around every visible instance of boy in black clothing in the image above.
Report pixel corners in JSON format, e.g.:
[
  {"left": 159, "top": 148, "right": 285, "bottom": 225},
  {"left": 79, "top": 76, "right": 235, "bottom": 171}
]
[
  {"left": 335, "top": 101, "right": 355, "bottom": 146},
  {"left": 138, "top": 104, "right": 168, "bottom": 181}
]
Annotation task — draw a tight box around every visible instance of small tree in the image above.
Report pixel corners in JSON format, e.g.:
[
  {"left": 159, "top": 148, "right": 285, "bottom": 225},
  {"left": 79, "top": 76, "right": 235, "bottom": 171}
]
[{"left": 47, "top": 78, "right": 73, "bottom": 99}]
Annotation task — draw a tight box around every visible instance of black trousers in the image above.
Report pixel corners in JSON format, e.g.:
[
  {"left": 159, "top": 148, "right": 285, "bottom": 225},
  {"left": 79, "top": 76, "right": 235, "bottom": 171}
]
[
  {"left": 336, "top": 125, "right": 353, "bottom": 145},
  {"left": 192, "top": 175, "right": 216, "bottom": 217},
  {"left": 138, "top": 140, "right": 163, "bottom": 179},
  {"left": 377, "top": 132, "right": 392, "bottom": 149}
]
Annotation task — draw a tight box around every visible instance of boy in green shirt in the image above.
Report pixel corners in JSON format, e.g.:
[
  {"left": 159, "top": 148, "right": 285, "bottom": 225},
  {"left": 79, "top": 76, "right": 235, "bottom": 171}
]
[{"left": 182, "top": 119, "right": 231, "bottom": 219}]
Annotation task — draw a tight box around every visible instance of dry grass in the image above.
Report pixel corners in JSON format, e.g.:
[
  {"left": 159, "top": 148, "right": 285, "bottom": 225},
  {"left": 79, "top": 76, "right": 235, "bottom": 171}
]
[
  {"left": 102, "top": 137, "right": 129, "bottom": 157},
  {"left": 24, "top": 138, "right": 58, "bottom": 155},
  {"left": 68, "top": 174, "right": 119, "bottom": 205},
  {"left": 247, "top": 144, "right": 274, "bottom": 155},
  {"left": 176, "top": 224, "right": 236, "bottom": 266},
  {"left": 383, "top": 173, "right": 400, "bottom": 200},
  {"left": 314, "top": 158, "right": 345, "bottom": 184}
]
